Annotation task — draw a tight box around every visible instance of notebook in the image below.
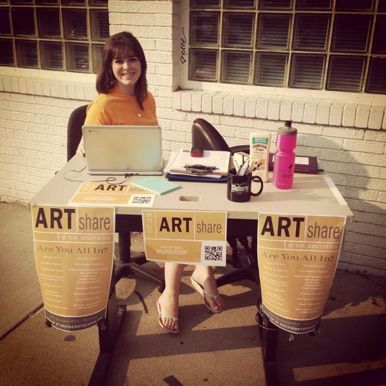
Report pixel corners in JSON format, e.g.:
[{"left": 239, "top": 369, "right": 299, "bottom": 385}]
[
  {"left": 82, "top": 125, "right": 163, "bottom": 175},
  {"left": 131, "top": 176, "right": 180, "bottom": 195}
]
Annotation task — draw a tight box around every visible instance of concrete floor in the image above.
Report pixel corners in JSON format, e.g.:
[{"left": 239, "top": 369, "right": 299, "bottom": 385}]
[{"left": 0, "top": 202, "right": 385, "bottom": 386}]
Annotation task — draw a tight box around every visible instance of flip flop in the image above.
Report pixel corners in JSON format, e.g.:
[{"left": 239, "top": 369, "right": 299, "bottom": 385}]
[
  {"left": 190, "top": 276, "right": 223, "bottom": 314},
  {"left": 156, "top": 300, "right": 179, "bottom": 334}
]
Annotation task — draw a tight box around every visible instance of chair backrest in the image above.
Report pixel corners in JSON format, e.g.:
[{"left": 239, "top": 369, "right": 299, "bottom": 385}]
[
  {"left": 67, "top": 104, "right": 88, "bottom": 161},
  {"left": 191, "top": 118, "right": 231, "bottom": 152}
]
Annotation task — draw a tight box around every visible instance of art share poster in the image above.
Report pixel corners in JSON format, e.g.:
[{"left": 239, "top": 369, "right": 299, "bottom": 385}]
[
  {"left": 31, "top": 205, "right": 115, "bottom": 331},
  {"left": 257, "top": 213, "right": 346, "bottom": 334}
]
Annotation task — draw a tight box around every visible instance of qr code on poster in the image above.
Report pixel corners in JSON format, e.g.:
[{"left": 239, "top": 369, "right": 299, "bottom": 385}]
[
  {"left": 201, "top": 241, "right": 226, "bottom": 266},
  {"left": 129, "top": 194, "right": 155, "bottom": 207}
]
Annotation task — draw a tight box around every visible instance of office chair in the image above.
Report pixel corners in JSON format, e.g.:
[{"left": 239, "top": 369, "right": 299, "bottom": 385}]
[
  {"left": 66, "top": 104, "right": 165, "bottom": 290},
  {"left": 191, "top": 118, "right": 260, "bottom": 288}
]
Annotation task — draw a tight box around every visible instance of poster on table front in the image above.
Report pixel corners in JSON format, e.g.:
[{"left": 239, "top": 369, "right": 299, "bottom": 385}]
[
  {"left": 257, "top": 213, "right": 346, "bottom": 334},
  {"left": 142, "top": 210, "right": 227, "bottom": 266},
  {"left": 31, "top": 205, "right": 115, "bottom": 331}
]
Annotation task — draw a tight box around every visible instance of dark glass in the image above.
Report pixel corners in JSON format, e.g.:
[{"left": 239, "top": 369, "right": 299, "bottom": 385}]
[
  {"left": 190, "top": 12, "right": 219, "bottom": 46},
  {"left": 35, "top": 0, "right": 59, "bottom": 4},
  {"left": 366, "top": 57, "right": 386, "bottom": 93},
  {"left": 257, "top": 14, "right": 290, "bottom": 49},
  {"left": 332, "top": 15, "right": 371, "bottom": 52},
  {"left": 92, "top": 43, "right": 103, "bottom": 73},
  {"left": 259, "top": 0, "right": 292, "bottom": 9},
  {"left": 90, "top": 10, "right": 109, "bottom": 41},
  {"left": 190, "top": 0, "right": 220, "bottom": 8},
  {"left": 296, "top": 0, "right": 331, "bottom": 9},
  {"left": 66, "top": 42, "right": 89, "bottom": 72},
  {"left": 16, "top": 39, "right": 38, "bottom": 67},
  {"left": 89, "top": 0, "right": 108, "bottom": 5},
  {"left": 10, "top": 0, "right": 33, "bottom": 3},
  {"left": 63, "top": 9, "right": 87, "bottom": 40},
  {"left": 223, "top": 13, "right": 254, "bottom": 47},
  {"left": 327, "top": 55, "right": 365, "bottom": 91},
  {"left": 378, "top": 0, "right": 386, "bottom": 11},
  {"left": 290, "top": 54, "right": 325, "bottom": 89},
  {"left": 221, "top": 51, "right": 252, "bottom": 84},
  {"left": 0, "top": 8, "right": 10, "bottom": 34},
  {"left": 0, "top": 39, "right": 14, "bottom": 65},
  {"left": 255, "top": 53, "right": 287, "bottom": 86},
  {"left": 224, "top": 0, "right": 255, "bottom": 8},
  {"left": 189, "top": 48, "right": 217, "bottom": 81},
  {"left": 12, "top": 8, "right": 35, "bottom": 36},
  {"left": 372, "top": 15, "right": 386, "bottom": 54},
  {"left": 293, "top": 14, "right": 330, "bottom": 51},
  {"left": 335, "top": 0, "right": 373, "bottom": 11},
  {"left": 37, "top": 8, "right": 61, "bottom": 37},
  {"left": 40, "top": 41, "right": 63, "bottom": 70},
  {"left": 61, "top": 0, "right": 85, "bottom": 5}
]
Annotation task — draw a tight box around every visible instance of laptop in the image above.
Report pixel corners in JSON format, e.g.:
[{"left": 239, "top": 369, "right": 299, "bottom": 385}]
[{"left": 82, "top": 125, "right": 163, "bottom": 175}]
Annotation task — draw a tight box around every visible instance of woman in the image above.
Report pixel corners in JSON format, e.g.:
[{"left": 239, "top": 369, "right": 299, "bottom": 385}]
[
  {"left": 77, "top": 31, "right": 223, "bottom": 335},
  {"left": 76, "top": 31, "right": 157, "bottom": 154}
]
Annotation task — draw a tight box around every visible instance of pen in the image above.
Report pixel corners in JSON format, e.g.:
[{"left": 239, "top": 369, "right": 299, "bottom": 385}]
[{"left": 238, "top": 161, "right": 250, "bottom": 176}]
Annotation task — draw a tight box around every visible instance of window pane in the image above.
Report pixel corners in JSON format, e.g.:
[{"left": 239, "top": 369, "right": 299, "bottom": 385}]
[
  {"left": 0, "top": 39, "right": 14, "bottom": 65},
  {"left": 372, "top": 15, "right": 386, "bottom": 54},
  {"left": 255, "top": 53, "right": 287, "bottom": 86},
  {"left": 191, "top": 0, "right": 220, "bottom": 8},
  {"left": 12, "top": 8, "right": 35, "bottom": 36},
  {"left": 327, "top": 55, "right": 365, "bottom": 91},
  {"left": 61, "top": 0, "right": 85, "bottom": 5},
  {"left": 366, "top": 58, "right": 386, "bottom": 93},
  {"left": 335, "top": 0, "right": 373, "bottom": 11},
  {"left": 190, "top": 12, "right": 219, "bottom": 46},
  {"left": 293, "top": 14, "right": 329, "bottom": 51},
  {"left": 90, "top": 10, "right": 109, "bottom": 41},
  {"left": 223, "top": 13, "right": 254, "bottom": 47},
  {"left": 40, "top": 41, "right": 63, "bottom": 70},
  {"left": 296, "top": 0, "right": 331, "bottom": 10},
  {"left": 66, "top": 42, "right": 89, "bottom": 72},
  {"left": 11, "top": 0, "right": 32, "bottom": 3},
  {"left": 221, "top": 51, "right": 252, "bottom": 83},
  {"left": 0, "top": 8, "right": 10, "bottom": 34},
  {"left": 290, "top": 54, "right": 325, "bottom": 89},
  {"left": 63, "top": 9, "right": 87, "bottom": 40},
  {"left": 259, "top": 0, "right": 292, "bottom": 9},
  {"left": 224, "top": 0, "right": 255, "bottom": 8},
  {"left": 89, "top": 0, "right": 108, "bottom": 6},
  {"left": 257, "top": 14, "right": 290, "bottom": 49},
  {"left": 36, "top": 0, "right": 59, "bottom": 4},
  {"left": 189, "top": 48, "right": 217, "bottom": 81},
  {"left": 37, "top": 8, "right": 61, "bottom": 37},
  {"left": 92, "top": 43, "right": 103, "bottom": 73},
  {"left": 332, "top": 15, "right": 371, "bottom": 52},
  {"left": 16, "top": 39, "right": 38, "bottom": 67},
  {"left": 378, "top": 0, "right": 386, "bottom": 11}
]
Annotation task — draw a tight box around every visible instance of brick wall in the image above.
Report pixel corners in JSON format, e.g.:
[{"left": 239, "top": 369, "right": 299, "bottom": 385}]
[{"left": 0, "top": 0, "right": 385, "bottom": 276}]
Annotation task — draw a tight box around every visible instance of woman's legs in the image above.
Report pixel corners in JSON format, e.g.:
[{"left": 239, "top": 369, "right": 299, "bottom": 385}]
[
  {"left": 191, "top": 265, "right": 224, "bottom": 312},
  {"left": 157, "top": 262, "right": 185, "bottom": 332}
]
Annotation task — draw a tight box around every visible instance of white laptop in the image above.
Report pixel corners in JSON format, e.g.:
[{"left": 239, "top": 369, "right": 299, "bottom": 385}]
[{"left": 82, "top": 125, "right": 163, "bottom": 175}]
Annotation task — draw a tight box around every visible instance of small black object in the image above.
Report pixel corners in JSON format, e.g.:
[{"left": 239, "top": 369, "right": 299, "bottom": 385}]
[
  {"left": 191, "top": 146, "right": 203, "bottom": 157},
  {"left": 185, "top": 164, "right": 217, "bottom": 175}
]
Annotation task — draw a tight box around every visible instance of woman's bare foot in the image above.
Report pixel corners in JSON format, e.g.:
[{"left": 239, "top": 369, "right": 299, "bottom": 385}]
[{"left": 157, "top": 292, "right": 179, "bottom": 333}]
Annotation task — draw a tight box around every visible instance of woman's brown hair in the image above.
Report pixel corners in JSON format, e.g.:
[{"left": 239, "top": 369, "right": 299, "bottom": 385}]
[{"left": 96, "top": 31, "right": 148, "bottom": 109}]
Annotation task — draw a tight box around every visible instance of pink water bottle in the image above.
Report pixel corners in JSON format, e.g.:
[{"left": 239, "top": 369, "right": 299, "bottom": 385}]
[{"left": 273, "top": 120, "right": 297, "bottom": 189}]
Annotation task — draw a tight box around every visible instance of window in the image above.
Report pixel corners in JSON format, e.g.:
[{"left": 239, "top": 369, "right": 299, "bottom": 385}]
[
  {"left": 189, "top": 0, "right": 386, "bottom": 94},
  {"left": 0, "top": 0, "right": 108, "bottom": 73}
]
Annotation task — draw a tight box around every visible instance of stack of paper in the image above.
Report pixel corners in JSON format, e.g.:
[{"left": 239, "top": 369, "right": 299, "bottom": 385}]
[{"left": 164, "top": 149, "right": 230, "bottom": 181}]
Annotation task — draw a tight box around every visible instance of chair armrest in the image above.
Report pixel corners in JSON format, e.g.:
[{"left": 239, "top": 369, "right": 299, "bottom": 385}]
[{"left": 229, "top": 145, "right": 250, "bottom": 155}]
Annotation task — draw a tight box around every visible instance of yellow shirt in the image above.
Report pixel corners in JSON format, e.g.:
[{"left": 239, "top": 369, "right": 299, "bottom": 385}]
[{"left": 85, "top": 86, "right": 158, "bottom": 126}]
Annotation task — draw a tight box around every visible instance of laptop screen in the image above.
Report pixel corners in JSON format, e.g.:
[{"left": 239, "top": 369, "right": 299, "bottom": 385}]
[{"left": 82, "top": 125, "right": 163, "bottom": 175}]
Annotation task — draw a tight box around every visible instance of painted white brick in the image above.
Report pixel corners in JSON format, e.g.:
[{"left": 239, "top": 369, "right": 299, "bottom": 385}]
[
  {"left": 303, "top": 102, "right": 317, "bottom": 123},
  {"left": 256, "top": 98, "right": 268, "bottom": 119},
  {"left": 201, "top": 93, "right": 212, "bottom": 114},
  {"left": 213, "top": 94, "right": 224, "bottom": 114},
  {"left": 378, "top": 191, "right": 386, "bottom": 202},
  {"left": 364, "top": 130, "right": 386, "bottom": 141},
  {"left": 342, "top": 104, "right": 357, "bottom": 127},
  {"left": 329, "top": 103, "right": 343, "bottom": 126},
  {"left": 292, "top": 100, "right": 305, "bottom": 122},
  {"left": 355, "top": 104, "right": 370, "bottom": 128},
  {"left": 172, "top": 92, "right": 181, "bottom": 110},
  {"left": 343, "top": 139, "right": 384, "bottom": 154},
  {"left": 223, "top": 95, "right": 234, "bottom": 115},
  {"left": 181, "top": 91, "right": 192, "bottom": 111},
  {"left": 368, "top": 105, "right": 384, "bottom": 130},
  {"left": 234, "top": 96, "right": 246, "bottom": 117},
  {"left": 323, "top": 126, "right": 364, "bottom": 139},
  {"left": 191, "top": 92, "right": 202, "bottom": 112},
  {"left": 245, "top": 98, "right": 257, "bottom": 118},
  {"left": 315, "top": 102, "right": 330, "bottom": 125},
  {"left": 279, "top": 100, "right": 292, "bottom": 121},
  {"left": 303, "top": 135, "right": 343, "bottom": 149},
  {"left": 220, "top": 116, "right": 254, "bottom": 128},
  {"left": 267, "top": 99, "right": 280, "bottom": 120}
]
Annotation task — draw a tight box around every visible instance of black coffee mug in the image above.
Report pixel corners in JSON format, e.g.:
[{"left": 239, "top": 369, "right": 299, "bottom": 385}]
[{"left": 227, "top": 169, "right": 264, "bottom": 202}]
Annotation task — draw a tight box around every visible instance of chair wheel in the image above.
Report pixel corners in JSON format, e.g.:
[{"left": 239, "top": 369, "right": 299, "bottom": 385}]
[{"left": 158, "top": 283, "right": 165, "bottom": 293}]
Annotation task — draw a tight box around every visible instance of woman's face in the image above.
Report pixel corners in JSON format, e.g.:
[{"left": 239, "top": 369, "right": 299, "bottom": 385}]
[{"left": 111, "top": 51, "right": 142, "bottom": 95}]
